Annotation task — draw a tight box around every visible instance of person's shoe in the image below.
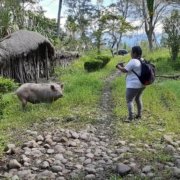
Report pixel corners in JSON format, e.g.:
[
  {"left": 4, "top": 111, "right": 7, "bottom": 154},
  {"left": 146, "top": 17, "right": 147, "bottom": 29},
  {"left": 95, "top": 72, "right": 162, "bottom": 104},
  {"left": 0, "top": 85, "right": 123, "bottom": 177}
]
[
  {"left": 124, "top": 117, "right": 133, "bottom": 123},
  {"left": 135, "top": 115, "right": 141, "bottom": 119}
]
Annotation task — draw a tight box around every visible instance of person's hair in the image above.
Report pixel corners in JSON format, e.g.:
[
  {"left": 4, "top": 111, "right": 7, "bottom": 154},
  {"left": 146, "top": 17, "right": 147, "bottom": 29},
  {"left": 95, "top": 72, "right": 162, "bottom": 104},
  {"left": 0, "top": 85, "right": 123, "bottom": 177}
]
[{"left": 132, "top": 46, "right": 142, "bottom": 57}]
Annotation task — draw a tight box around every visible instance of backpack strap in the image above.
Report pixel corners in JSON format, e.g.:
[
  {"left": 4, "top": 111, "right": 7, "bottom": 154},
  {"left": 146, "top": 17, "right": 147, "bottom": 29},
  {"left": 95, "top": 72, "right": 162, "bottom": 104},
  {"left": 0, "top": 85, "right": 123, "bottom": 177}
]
[{"left": 132, "top": 58, "right": 142, "bottom": 78}]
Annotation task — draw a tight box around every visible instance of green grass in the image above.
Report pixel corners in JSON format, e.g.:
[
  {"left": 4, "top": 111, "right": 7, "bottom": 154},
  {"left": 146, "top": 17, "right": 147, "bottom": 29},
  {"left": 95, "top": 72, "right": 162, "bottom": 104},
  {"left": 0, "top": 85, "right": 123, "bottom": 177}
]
[
  {"left": 112, "top": 76, "right": 180, "bottom": 144},
  {"left": 142, "top": 48, "right": 180, "bottom": 75}
]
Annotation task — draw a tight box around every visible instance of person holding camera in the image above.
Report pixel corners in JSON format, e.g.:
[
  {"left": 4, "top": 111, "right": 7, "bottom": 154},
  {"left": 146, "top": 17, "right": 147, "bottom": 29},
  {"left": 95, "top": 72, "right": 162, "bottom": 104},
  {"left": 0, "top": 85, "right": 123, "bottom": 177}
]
[{"left": 116, "top": 46, "right": 145, "bottom": 122}]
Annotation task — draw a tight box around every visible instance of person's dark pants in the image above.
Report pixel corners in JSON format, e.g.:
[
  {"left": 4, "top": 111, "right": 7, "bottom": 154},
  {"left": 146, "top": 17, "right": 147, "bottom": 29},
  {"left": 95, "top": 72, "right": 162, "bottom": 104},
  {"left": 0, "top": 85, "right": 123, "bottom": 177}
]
[{"left": 126, "top": 88, "right": 145, "bottom": 119}]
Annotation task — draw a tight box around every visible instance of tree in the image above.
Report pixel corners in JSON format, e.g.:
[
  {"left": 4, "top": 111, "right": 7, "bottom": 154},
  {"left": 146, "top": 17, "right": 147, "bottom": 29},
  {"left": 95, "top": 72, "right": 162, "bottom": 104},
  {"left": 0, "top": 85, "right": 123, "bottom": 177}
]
[
  {"left": 64, "top": 0, "right": 96, "bottom": 50},
  {"left": 0, "top": 0, "right": 42, "bottom": 38},
  {"left": 101, "top": 12, "right": 133, "bottom": 56},
  {"left": 110, "top": 0, "right": 135, "bottom": 51},
  {"left": 133, "top": 0, "right": 178, "bottom": 51},
  {"left": 0, "top": 0, "right": 57, "bottom": 42},
  {"left": 57, "top": 0, "right": 63, "bottom": 37},
  {"left": 163, "top": 10, "right": 180, "bottom": 60}
]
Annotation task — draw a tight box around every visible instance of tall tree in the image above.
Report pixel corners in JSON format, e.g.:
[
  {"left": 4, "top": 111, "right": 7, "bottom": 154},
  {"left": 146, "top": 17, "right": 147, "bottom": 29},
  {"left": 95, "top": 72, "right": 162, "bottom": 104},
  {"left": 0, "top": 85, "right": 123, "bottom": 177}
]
[
  {"left": 163, "top": 10, "right": 180, "bottom": 60},
  {"left": 109, "top": 0, "right": 135, "bottom": 51},
  {"left": 133, "top": 0, "right": 178, "bottom": 50},
  {"left": 65, "top": 0, "right": 96, "bottom": 50},
  {"left": 57, "top": 0, "right": 63, "bottom": 37}
]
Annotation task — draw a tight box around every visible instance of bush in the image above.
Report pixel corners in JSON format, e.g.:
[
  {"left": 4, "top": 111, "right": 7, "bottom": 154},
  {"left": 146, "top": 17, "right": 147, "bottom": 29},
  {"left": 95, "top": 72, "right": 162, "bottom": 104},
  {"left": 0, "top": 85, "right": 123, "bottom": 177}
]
[
  {"left": 0, "top": 77, "right": 17, "bottom": 93},
  {"left": 0, "top": 77, "right": 17, "bottom": 119},
  {"left": 95, "top": 55, "right": 111, "bottom": 66},
  {"left": 84, "top": 55, "right": 111, "bottom": 72},
  {"left": 84, "top": 60, "right": 103, "bottom": 72}
]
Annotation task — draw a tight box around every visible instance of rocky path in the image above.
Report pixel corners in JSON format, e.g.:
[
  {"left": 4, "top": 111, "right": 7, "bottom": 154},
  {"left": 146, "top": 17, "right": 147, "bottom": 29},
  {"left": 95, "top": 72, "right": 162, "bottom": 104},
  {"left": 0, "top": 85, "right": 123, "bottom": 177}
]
[{"left": 0, "top": 71, "right": 180, "bottom": 179}]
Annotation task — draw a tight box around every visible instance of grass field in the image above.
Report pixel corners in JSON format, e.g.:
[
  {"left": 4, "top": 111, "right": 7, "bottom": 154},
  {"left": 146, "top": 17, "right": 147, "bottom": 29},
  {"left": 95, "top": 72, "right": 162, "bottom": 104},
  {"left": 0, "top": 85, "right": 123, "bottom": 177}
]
[{"left": 0, "top": 48, "right": 179, "bottom": 159}]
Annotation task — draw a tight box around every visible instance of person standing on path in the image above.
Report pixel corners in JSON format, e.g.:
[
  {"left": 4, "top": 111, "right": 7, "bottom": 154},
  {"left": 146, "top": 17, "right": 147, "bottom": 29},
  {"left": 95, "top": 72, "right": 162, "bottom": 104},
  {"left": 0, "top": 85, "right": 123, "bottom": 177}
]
[{"left": 116, "top": 46, "right": 145, "bottom": 122}]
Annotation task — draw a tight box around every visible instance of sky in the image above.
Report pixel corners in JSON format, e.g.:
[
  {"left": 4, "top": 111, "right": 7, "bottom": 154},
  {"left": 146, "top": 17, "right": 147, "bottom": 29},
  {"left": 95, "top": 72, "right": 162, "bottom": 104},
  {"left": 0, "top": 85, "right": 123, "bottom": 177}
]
[{"left": 40, "top": 0, "right": 111, "bottom": 20}]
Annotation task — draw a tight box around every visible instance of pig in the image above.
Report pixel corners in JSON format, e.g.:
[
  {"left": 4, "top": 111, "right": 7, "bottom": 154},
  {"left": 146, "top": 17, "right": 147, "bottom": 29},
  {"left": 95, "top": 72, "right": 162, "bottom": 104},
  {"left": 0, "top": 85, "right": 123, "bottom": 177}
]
[{"left": 16, "top": 83, "right": 64, "bottom": 108}]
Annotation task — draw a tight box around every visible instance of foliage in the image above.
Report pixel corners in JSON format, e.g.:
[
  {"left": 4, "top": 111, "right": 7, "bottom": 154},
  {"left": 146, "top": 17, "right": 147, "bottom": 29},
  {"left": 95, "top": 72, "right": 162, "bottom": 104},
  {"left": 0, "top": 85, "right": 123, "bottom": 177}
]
[
  {"left": 0, "top": 0, "right": 19, "bottom": 38},
  {"left": 0, "top": 0, "right": 57, "bottom": 42},
  {"left": 132, "top": 0, "right": 176, "bottom": 51},
  {"left": 84, "top": 60, "right": 104, "bottom": 72},
  {"left": 0, "top": 77, "right": 17, "bottom": 94},
  {"left": 64, "top": 0, "right": 95, "bottom": 50},
  {"left": 0, "top": 94, "right": 10, "bottom": 118},
  {"left": 163, "top": 10, "right": 180, "bottom": 61},
  {"left": 92, "top": 10, "right": 133, "bottom": 54},
  {"left": 95, "top": 55, "right": 111, "bottom": 65},
  {"left": 84, "top": 55, "right": 111, "bottom": 72},
  {"left": 147, "top": 0, "right": 154, "bottom": 18},
  {"left": 27, "top": 11, "right": 57, "bottom": 43},
  {"left": 0, "top": 77, "right": 17, "bottom": 119}
]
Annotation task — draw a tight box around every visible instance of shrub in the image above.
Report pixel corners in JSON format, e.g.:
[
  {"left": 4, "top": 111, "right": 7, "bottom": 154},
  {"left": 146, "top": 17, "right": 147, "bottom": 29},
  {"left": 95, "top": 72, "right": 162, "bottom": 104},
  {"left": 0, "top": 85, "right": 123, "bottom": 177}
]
[
  {"left": 84, "top": 55, "right": 111, "bottom": 72},
  {"left": 95, "top": 55, "right": 111, "bottom": 66},
  {"left": 84, "top": 60, "right": 103, "bottom": 72},
  {"left": 0, "top": 77, "right": 17, "bottom": 93}
]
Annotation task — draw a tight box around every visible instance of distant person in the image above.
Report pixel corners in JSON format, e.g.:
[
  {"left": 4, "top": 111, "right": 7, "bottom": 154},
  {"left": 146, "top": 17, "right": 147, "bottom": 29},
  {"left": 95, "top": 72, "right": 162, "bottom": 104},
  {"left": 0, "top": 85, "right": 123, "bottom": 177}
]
[{"left": 116, "top": 46, "right": 145, "bottom": 122}]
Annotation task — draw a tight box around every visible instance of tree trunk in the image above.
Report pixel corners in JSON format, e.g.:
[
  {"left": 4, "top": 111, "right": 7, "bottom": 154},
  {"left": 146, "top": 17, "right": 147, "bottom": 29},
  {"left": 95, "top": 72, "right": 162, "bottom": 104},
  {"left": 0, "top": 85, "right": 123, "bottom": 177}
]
[
  {"left": 146, "top": 30, "right": 153, "bottom": 51},
  {"left": 116, "top": 33, "right": 123, "bottom": 52},
  {"left": 57, "top": 0, "right": 63, "bottom": 37}
]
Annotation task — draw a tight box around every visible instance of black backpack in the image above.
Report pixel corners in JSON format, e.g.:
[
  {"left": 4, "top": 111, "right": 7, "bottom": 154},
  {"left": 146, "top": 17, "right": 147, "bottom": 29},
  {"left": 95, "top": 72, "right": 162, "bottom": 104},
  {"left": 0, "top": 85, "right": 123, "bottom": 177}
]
[{"left": 132, "top": 59, "right": 156, "bottom": 85}]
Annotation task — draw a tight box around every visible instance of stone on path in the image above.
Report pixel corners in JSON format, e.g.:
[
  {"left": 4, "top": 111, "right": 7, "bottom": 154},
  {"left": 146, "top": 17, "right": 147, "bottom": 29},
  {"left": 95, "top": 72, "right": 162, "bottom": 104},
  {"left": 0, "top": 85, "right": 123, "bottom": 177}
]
[
  {"left": 8, "top": 159, "right": 22, "bottom": 169},
  {"left": 85, "top": 174, "right": 96, "bottom": 179},
  {"left": 142, "top": 165, "right": 152, "bottom": 173},
  {"left": 173, "top": 167, "right": 180, "bottom": 178},
  {"left": 115, "top": 163, "right": 131, "bottom": 176}
]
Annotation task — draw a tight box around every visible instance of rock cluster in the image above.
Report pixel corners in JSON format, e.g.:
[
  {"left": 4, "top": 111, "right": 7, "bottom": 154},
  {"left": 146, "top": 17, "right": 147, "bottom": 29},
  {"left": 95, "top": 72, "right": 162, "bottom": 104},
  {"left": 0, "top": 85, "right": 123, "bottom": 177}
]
[{"left": 1, "top": 126, "right": 180, "bottom": 179}]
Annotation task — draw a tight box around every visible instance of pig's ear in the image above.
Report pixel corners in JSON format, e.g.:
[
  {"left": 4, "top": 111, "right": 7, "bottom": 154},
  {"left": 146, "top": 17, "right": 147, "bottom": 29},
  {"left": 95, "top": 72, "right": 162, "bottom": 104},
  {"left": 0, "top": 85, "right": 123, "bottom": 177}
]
[
  {"left": 51, "top": 85, "right": 56, "bottom": 91},
  {"left": 61, "top": 84, "right": 64, "bottom": 89}
]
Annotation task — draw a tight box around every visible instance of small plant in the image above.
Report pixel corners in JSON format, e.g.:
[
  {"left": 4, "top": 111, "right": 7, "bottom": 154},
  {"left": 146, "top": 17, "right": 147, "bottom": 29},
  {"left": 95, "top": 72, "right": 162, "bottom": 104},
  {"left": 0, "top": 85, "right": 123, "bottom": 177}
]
[{"left": 0, "top": 77, "right": 17, "bottom": 93}]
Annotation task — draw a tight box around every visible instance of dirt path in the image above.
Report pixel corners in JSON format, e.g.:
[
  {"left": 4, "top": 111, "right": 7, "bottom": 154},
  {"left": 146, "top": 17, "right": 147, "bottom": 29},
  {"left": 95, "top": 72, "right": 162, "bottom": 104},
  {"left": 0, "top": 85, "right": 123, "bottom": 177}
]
[{"left": 95, "top": 71, "right": 120, "bottom": 138}]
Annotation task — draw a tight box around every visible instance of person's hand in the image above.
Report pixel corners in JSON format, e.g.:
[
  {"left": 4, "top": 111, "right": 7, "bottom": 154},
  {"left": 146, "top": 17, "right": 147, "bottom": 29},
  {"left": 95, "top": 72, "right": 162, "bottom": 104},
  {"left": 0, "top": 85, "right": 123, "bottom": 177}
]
[{"left": 116, "top": 62, "right": 124, "bottom": 69}]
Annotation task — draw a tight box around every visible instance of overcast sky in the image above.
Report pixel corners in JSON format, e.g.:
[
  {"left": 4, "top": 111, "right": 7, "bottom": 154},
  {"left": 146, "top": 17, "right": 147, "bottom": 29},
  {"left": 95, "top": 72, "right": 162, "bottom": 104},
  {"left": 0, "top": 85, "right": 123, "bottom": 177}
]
[{"left": 40, "top": 0, "right": 111, "bottom": 19}]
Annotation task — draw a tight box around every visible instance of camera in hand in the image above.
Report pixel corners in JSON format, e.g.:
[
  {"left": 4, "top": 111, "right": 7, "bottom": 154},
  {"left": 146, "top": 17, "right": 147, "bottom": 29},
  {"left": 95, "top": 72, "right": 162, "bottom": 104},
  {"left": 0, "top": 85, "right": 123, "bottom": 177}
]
[{"left": 116, "top": 62, "right": 124, "bottom": 68}]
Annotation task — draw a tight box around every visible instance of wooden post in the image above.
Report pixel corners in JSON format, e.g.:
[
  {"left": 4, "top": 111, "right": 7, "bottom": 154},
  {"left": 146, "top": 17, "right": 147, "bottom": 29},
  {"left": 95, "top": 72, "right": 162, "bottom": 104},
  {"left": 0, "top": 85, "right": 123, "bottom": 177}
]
[
  {"left": 33, "top": 54, "right": 38, "bottom": 83},
  {"left": 45, "top": 46, "right": 49, "bottom": 80}
]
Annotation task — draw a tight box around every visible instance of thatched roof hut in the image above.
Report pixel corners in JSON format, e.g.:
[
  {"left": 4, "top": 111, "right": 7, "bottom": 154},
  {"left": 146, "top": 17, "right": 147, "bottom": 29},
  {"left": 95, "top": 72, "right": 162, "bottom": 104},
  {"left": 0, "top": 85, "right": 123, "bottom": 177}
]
[{"left": 0, "top": 30, "right": 55, "bottom": 83}]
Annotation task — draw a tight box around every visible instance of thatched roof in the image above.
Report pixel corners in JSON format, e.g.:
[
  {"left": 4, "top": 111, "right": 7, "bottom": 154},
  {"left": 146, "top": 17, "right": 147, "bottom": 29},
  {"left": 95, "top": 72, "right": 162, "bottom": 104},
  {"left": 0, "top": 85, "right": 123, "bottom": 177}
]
[{"left": 0, "top": 30, "right": 55, "bottom": 61}]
